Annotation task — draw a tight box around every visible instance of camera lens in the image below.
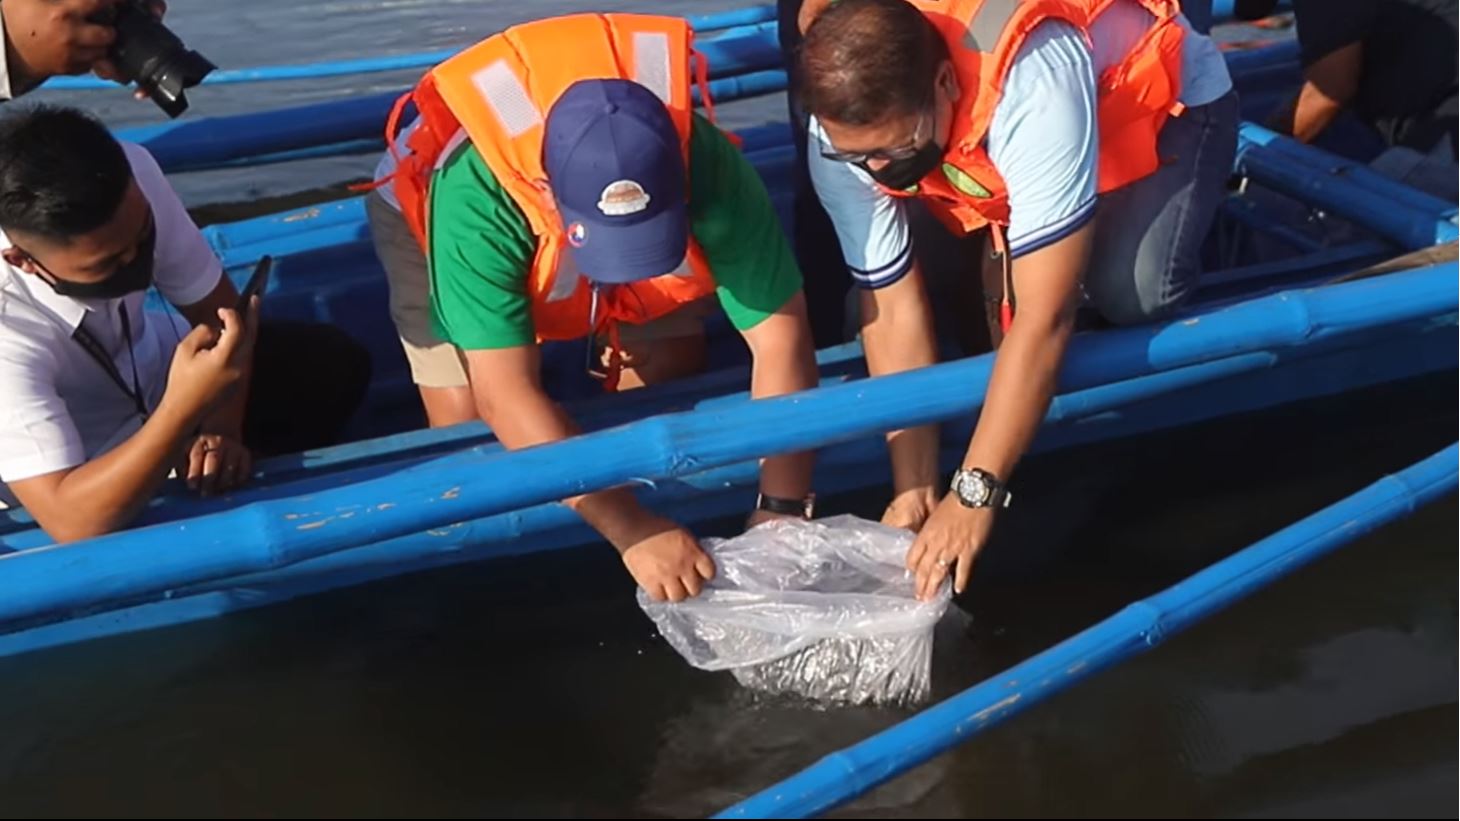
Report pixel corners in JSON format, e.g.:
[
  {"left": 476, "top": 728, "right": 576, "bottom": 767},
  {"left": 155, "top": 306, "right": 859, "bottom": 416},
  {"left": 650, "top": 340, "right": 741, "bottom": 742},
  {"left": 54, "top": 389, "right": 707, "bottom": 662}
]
[{"left": 107, "top": 2, "right": 216, "bottom": 117}]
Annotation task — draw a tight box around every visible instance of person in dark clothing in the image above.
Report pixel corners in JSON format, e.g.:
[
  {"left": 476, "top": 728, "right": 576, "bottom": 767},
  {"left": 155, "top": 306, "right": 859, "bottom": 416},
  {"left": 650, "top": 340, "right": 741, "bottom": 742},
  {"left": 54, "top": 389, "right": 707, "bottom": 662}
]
[{"left": 1242, "top": 0, "right": 1458, "bottom": 157}]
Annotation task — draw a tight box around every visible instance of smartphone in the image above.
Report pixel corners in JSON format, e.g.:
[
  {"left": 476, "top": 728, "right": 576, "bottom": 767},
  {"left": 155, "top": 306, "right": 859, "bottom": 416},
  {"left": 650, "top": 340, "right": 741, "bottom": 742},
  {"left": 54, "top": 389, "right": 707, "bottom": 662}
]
[{"left": 236, "top": 255, "right": 272, "bottom": 314}]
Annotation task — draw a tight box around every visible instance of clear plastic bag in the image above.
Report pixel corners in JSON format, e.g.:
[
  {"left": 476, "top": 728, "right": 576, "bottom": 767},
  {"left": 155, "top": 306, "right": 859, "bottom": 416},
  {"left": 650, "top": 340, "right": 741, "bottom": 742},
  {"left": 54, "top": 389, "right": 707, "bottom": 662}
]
[{"left": 638, "top": 515, "right": 951, "bottom": 706}]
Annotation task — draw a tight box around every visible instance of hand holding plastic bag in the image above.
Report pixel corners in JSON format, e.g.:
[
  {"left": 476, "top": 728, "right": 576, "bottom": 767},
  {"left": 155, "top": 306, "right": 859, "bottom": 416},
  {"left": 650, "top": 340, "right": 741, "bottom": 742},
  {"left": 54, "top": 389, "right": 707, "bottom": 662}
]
[{"left": 638, "top": 515, "right": 951, "bottom": 706}]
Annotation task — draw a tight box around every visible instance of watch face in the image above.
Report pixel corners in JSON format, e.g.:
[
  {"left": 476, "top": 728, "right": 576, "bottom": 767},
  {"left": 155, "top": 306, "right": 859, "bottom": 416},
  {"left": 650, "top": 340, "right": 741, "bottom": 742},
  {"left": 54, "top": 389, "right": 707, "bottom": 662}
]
[
  {"left": 959, "top": 471, "right": 990, "bottom": 506},
  {"left": 968, "top": 475, "right": 990, "bottom": 505}
]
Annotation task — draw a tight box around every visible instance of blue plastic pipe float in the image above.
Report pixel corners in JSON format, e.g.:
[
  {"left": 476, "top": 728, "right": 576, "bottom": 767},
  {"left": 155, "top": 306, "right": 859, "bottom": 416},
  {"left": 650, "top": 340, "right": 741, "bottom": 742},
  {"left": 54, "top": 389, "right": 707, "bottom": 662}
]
[
  {"left": 0, "top": 263, "right": 1452, "bottom": 633},
  {"left": 0, "top": 353, "right": 1275, "bottom": 654},
  {"left": 1237, "top": 124, "right": 1460, "bottom": 250},
  {"left": 0, "top": 348, "right": 1260, "bottom": 553},
  {"left": 1239, "top": 122, "right": 1459, "bottom": 220},
  {"left": 41, "top": 2, "right": 1292, "bottom": 91},
  {"left": 112, "top": 34, "right": 1306, "bottom": 177},
  {"left": 2, "top": 271, "right": 1451, "bottom": 546},
  {"left": 715, "top": 440, "right": 1458, "bottom": 819},
  {"left": 120, "top": 60, "right": 787, "bottom": 174},
  {"left": 42, "top": 6, "right": 781, "bottom": 89},
  {"left": 66, "top": 10, "right": 1298, "bottom": 178},
  {"left": 3, "top": 309, "right": 1451, "bottom": 657}
]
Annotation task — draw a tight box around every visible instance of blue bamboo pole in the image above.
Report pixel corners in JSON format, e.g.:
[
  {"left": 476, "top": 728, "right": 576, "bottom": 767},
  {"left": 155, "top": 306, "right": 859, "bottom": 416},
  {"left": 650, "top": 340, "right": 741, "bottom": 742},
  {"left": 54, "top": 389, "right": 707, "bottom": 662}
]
[
  {"left": 43, "top": 6, "right": 779, "bottom": 90},
  {"left": 1240, "top": 122, "right": 1459, "bottom": 220},
  {"left": 115, "top": 23, "right": 1306, "bottom": 176},
  {"left": 46, "top": 48, "right": 461, "bottom": 89},
  {"left": 41, "top": 0, "right": 1286, "bottom": 93},
  {"left": 0, "top": 346, "right": 1273, "bottom": 553},
  {"left": 1237, "top": 127, "right": 1460, "bottom": 249},
  {"left": 5, "top": 309, "right": 1453, "bottom": 654},
  {"left": 85, "top": 8, "right": 1292, "bottom": 177},
  {"left": 1, "top": 265, "right": 1443, "bottom": 543},
  {"left": 122, "top": 67, "right": 790, "bottom": 175},
  {"left": 0, "top": 349, "right": 1282, "bottom": 643},
  {"left": 1219, "top": 197, "right": 1326, "bottom": 253},
  {"left": 1196, "top": 240, "right": 1392, "bottom": 294},
  {"left": 0, "top": 264, "right": 1451, "bottom": 628},
  {"left": 117, "top": 90, "right": 400, "bottom": 171},
  {"left": 715, "top": 441, "right": 1457, "bottom": 819},
  {"left": 41, "top": 2, "right": 1285, "bottom": 92}
]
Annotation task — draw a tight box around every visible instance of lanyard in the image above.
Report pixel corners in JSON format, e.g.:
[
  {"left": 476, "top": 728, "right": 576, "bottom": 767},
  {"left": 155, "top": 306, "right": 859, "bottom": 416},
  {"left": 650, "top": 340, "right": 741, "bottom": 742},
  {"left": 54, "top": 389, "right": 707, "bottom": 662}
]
[{"left": 71, "top": 302, "right": 147, "bottom": 419}]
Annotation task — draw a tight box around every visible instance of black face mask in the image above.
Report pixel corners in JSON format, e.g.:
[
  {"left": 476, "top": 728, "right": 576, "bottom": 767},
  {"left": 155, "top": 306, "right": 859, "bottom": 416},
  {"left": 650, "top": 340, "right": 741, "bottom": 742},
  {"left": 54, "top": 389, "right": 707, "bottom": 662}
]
[
  {"left": 862, "top": 139, "right": 944, "bottom": 192},
  {"left": 34, "top": 224, "right": 157, "bottom": 301}
]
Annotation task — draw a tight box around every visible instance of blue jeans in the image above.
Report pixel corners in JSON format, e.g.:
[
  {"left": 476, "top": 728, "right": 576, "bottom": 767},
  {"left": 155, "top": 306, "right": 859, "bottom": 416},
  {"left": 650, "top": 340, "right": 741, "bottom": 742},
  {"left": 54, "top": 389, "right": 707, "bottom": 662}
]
[{"left": 1083, "top": 89, "right": 1241, "bottom": 325}]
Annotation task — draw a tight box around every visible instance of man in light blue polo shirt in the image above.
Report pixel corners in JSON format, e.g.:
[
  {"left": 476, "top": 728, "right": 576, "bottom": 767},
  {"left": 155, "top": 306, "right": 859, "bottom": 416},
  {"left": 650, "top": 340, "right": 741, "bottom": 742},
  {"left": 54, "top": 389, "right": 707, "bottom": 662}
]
[{"left": 798, "top": 0, "right": 1239, "bottom": 598}]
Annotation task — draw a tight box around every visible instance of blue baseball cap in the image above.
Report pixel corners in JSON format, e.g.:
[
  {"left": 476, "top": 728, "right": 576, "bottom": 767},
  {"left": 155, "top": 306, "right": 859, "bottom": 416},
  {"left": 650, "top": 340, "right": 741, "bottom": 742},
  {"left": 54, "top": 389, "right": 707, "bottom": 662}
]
[{"left": 544, "top": 79, "right": 689, "bottom": 284}]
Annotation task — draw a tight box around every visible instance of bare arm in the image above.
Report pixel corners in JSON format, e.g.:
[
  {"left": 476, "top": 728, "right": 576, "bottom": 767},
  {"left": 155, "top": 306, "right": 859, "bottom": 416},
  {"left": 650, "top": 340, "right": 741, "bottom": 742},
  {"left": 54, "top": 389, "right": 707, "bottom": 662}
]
[
  {"left": 10, "top": 306, "right": 254, "bottom": 542},
  {"left": 465, "top": 344, "right": 644, "bottom": 543},
  {"left": 857, "top": 263, "right": 944, "bottom": 524},
  {"left": 10, "top": 399, "right": 200, "bottom": 542},
  {"left": 740, "top": 291, "right": 819, "bottom": 512},
  {"left": 465, "top": 344, "right": 714, "bottom": 601},
  {"left": 959, "top": 227, "right": 1088, "bottom": 481},
  {"left": 907, "top": 222, "right": 1092, "bottom": 598},
  {"left": 1268, "top": 41, "right": 1362, "bottom": 144}
]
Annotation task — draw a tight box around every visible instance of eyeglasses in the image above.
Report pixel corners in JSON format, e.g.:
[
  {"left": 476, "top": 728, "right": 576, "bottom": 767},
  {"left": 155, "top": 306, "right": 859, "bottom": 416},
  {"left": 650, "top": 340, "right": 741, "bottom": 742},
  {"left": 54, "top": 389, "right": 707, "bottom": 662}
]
[{"left": 819, "top": 108, "right": 932, "bottom": 165}]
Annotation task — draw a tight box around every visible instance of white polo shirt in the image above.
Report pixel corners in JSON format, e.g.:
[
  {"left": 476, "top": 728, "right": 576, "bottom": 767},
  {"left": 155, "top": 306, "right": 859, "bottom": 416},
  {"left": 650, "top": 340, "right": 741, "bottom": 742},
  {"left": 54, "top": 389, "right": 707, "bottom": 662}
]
[{"left": 0, "top": 142, "right": 223, "bottom": 502}]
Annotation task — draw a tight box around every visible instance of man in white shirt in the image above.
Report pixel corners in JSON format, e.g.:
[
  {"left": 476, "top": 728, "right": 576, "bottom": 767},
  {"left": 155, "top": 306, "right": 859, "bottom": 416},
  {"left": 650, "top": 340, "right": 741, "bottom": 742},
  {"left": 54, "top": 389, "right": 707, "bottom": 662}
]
[
  {"left": 0, "top": 105, "right": 370, "bottom": 542},
  {"left": 797, "top": 0, "right": 1240, "bottom": 598}
]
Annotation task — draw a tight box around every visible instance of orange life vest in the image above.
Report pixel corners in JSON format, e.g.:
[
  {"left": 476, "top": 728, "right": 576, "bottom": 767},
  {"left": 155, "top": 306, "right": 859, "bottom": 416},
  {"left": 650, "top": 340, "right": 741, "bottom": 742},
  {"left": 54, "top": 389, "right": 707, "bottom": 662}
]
[
  {"left": 887, "top": 0, "right": 1188, "bottom": 237},
  {"left": 376, "top": 13, "right": 720, "bottom": 351}
]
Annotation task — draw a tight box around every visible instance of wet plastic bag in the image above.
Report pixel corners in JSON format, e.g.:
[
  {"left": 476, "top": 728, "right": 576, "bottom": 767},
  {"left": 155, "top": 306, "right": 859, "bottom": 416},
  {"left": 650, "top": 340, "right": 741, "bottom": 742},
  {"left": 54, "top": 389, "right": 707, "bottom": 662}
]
[{"left": 638, "top": 515, "right": 951, "bottom": 706}]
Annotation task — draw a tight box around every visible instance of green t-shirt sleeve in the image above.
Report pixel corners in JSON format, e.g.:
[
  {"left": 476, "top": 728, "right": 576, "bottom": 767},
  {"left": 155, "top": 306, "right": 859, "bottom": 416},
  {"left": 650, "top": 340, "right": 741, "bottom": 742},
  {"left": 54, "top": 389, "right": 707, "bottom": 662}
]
[
  {"left": 427, "top": 144, "right": 539, "bottom": 350},
  {"left": 687, "top": 114, "right": 803, "bottom": 331}
]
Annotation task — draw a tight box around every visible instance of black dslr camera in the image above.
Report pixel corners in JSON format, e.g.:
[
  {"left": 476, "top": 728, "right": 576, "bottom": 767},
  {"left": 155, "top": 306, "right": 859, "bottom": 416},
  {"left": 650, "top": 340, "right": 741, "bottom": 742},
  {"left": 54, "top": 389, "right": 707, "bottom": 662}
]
[{"left": 90, "top": 1, "right": 217, "bottom": 118}]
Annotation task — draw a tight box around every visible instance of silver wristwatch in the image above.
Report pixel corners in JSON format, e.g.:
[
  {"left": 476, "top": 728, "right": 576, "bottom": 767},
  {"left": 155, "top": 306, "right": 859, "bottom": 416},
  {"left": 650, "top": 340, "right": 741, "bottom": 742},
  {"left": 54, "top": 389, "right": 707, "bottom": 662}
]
[{"left": 950, "top": 467, "right": 1011, "bottom": 509}]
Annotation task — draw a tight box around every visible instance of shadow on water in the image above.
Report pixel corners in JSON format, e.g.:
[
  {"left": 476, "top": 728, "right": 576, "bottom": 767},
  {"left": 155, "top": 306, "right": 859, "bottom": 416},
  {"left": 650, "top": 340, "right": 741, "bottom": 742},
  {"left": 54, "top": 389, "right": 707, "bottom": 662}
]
[{"left": 0, "top": 372, "right": 1454, "bottom": 818}]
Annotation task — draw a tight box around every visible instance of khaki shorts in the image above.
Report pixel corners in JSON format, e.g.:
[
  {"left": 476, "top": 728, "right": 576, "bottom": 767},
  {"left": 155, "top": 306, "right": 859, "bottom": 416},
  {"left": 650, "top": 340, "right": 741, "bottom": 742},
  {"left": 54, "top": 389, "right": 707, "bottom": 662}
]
[
  {"left": 366, "top": 191, "right": 470, "bottom": 388},
  {"left": 366, "top": 191, "right": 713, "bottom": 389}
]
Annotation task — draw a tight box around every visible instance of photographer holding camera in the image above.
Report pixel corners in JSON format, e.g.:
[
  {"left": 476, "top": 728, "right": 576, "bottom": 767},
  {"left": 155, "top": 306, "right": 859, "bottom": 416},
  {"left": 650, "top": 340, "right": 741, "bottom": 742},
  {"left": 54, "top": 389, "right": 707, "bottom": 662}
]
[{"left": 1, "top": 0, "right": 177, "bottom": 102}]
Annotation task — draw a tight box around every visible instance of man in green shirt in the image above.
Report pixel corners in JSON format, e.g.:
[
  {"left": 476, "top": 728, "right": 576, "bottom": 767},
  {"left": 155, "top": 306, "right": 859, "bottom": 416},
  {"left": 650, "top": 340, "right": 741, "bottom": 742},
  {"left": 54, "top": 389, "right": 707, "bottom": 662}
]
[{"left": 367, "top": 78, "right": 818, "bottom": 602}]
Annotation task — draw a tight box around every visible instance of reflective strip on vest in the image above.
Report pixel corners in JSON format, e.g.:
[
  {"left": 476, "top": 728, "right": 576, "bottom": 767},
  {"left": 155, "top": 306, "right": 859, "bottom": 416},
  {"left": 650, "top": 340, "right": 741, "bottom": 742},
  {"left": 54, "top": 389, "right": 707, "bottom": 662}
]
[
  {"left": 473, "top": 59, "right": 543, "bottom": 137},
  {"left": 546, "top": 253, "right": 583, "bottom": 302},
  {"left": 963, "top": 0, "right": 1021, "bottom": 51},
  {"left": 633, "top": 31, "right": 673, "bottom": 104}
]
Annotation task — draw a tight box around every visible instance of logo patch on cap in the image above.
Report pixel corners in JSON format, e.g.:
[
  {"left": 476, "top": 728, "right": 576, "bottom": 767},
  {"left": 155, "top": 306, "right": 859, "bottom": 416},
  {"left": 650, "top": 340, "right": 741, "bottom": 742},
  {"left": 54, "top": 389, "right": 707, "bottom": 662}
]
[
  {"left": 597, "top": 180, "right": 652, "bottom": 216},
  {"left": 567, "top": 222, "right": 588, "bottom": 247}
]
